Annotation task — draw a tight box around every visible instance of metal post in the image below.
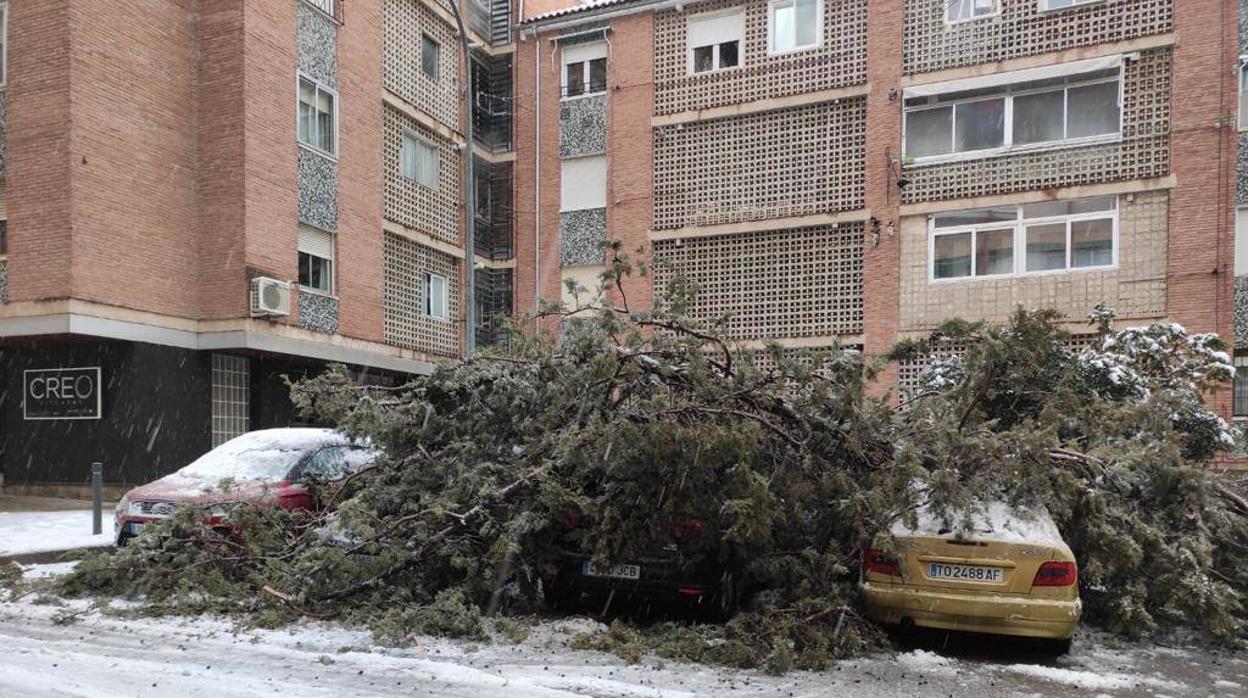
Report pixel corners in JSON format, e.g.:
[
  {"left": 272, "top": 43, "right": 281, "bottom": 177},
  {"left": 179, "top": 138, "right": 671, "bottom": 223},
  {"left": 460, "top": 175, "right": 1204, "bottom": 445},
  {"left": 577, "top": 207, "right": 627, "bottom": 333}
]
[
  {"left": 91, "top": 462, "right": 103, "bottom": 535},
  {"left": 445, "top": 0, "right": 477, "bottom": 359}
]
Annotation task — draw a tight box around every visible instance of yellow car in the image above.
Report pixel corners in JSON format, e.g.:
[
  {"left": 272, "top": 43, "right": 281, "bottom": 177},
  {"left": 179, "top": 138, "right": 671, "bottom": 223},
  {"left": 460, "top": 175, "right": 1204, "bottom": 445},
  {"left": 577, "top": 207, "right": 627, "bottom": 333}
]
[{"left": 860, "top": 502, "right": 1081, "bottom": 654}]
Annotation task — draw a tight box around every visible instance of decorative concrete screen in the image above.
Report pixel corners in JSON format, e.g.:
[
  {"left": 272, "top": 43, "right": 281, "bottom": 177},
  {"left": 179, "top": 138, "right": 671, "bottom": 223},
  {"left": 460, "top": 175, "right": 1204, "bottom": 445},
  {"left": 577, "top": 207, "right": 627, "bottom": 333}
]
[
  {"left": 383, "top": 105, "right": 461, "bottom": 245},
  {"left": 902, "top": 48, "right": 1171, "bottom": 204},
  {"left": 383, "top": 0, "right": 460, "bottom": 129},
  {"left": 653, "top": 98, "right": 866, "bottom": 229},
  {"left": 653, "top": 0, "right": 868, "bottom": 116},
  {"left": 897, "top": 333, "right": 1099, "bottom": 403},
  {"left": 383, "top": 232, "right": 460, "bottom": 357},
  {"left": 651, "top": 222, "right": 865, "bottom": 340},
  {"left": 901, "top": 0, "right": 1174, "bottom": 75}
]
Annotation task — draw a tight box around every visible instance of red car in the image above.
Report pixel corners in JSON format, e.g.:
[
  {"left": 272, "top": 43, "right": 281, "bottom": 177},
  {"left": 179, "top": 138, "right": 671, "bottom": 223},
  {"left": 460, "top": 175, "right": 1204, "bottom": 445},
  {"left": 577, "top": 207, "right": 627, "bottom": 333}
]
[{"left": 114, "top": 428, "right": 378, "bottom": 545}]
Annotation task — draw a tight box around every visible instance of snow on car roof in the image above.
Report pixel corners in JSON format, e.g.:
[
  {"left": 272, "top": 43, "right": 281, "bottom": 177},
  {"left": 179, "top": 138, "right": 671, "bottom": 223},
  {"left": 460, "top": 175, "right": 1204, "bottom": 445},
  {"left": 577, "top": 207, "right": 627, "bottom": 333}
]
[
  {"left": 173, "top": 428, "right": 351, "bottom": 486},
  {"left": 892, "top": 500, "right": 1066, "bottom": 547}
]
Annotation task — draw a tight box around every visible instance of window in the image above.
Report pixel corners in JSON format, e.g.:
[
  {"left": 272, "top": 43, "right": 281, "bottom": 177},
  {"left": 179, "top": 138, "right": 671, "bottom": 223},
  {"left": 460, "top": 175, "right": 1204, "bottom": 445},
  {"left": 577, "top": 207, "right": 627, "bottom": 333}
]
[
  {"left": 403, "top": 132, "right": 439, "bottom": 189},
  {"left": 930, "top": 196, "right": 1116, "bottom": 280},
  {"left": 0, "top": 220, "right": 7, "bottom": 256},
  {"left": 560, "top": 155, "right": 607, "bottom": 212},
  {"left": 687, "top": 10, "right": 744, "bottom": 74},
  {"left": 211, "top": 354, "right": 250, "bottom": 448},
  {"left": 0, "top": 1, "right": 8, "bottom": 85},
  {"left": 425, "top": 272, "right": 448, "bottom": 319},
  {"left": 768, "top": 0, "right": 821, "bottom": 54},
  {"left": 946, "top": 0, "right": 996, "bottom": 22},
  {"left": 905, "top": 68, "right": 1120, "bottom": 160},
  {"left": 1039, "top": 0, "right": 1102, "bottom": 10},
  {"left": 1236, "top": 356, "right": 1248, "bottom": 418},
  {"left": 304, "top": 0, "right": 337, "bottom": 16},
  {"left": 1240, "top": 58, "right": 1248, "bottom": 131},
  {"left": 561, "top": 42, "right": 607, "bottom": 98},
  {"left": 298, "top": 75, "right": 336, "bottom": 156},
  {"left": 1236, "top": 208, "right": 1248, "bottom": 276},
  {"left": 298, "top": 226, "right": 334, "bottom": 294},
  {"left": 296, "top": 446, "right": 377, "bottom": 482},
  {"left": 421, "top": 34, "right": 439, "bottom": 80}
]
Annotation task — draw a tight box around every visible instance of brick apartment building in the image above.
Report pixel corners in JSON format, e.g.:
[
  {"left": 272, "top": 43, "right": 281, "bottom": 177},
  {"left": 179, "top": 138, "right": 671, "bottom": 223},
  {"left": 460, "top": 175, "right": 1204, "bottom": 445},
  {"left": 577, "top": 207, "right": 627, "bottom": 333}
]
[
  {"left": 0, "top": 0, "right": 1243, "bottom": 492},
  {"left": 0, "top": 0, "right": 517, "bottom": 492},
  {"left": 513, "top": 0, "right": 1242, "bottom": 429}
]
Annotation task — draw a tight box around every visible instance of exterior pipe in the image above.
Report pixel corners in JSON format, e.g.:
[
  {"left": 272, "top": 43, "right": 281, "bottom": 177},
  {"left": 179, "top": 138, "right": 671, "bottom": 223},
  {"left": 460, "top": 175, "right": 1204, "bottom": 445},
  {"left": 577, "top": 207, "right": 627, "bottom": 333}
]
[
  {"left": 447, "top": 0, "right": 477, "bottom": 358},
  {"left": 533, "top": 26, "right": 542, "bottom": 314}
]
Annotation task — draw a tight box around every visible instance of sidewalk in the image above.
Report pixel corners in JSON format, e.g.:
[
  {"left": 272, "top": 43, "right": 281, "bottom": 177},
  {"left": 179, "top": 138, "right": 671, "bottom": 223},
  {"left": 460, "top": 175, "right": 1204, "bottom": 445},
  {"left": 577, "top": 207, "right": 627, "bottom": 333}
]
[{"left": 0, "top": 495, "right": 116, "bottom": 562}]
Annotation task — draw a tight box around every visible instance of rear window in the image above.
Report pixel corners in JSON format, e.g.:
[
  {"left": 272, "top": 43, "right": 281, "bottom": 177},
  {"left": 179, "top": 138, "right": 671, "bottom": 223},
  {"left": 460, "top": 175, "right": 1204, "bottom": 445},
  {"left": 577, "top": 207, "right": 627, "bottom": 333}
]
[{"left": 894, "top": 501, "right": 1064, "bottom": 546}]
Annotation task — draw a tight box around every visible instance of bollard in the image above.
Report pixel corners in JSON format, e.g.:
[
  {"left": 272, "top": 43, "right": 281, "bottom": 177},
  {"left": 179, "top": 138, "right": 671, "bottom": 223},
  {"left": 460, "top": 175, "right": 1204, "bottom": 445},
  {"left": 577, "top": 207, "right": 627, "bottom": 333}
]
[{"left": 91, "top": 462, "right": 103, "bottom": 536}]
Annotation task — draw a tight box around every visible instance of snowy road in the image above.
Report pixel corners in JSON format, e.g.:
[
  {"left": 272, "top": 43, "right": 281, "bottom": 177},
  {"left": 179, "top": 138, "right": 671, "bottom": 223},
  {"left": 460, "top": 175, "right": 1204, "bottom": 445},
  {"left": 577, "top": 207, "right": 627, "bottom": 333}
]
[{"left": 1, "top": 568, "right": 1245, "bottom": 697}]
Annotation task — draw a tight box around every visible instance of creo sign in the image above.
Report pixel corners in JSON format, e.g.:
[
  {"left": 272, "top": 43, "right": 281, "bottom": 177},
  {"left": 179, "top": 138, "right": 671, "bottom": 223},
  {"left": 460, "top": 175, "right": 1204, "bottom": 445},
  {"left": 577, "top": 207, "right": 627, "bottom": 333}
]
[{"left": 24, "top": 367, "right": 103, "bottom": 420}]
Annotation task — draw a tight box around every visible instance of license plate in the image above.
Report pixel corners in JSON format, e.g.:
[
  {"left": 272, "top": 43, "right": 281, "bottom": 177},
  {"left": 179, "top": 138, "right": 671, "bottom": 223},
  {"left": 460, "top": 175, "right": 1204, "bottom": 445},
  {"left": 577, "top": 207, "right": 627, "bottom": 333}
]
[
  {"left": 928, "top": 562, "right": 1003, "bottom": 583},
  {"left": 582, "top": 561, "right": 641, "bottom": 580}
]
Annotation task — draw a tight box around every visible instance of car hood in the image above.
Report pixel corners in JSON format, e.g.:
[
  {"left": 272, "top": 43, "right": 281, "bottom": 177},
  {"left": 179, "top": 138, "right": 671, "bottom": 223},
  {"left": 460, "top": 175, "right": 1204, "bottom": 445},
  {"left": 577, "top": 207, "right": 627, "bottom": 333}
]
[{"left": 125, "top": 473, "right": 285, "bottom": 506}]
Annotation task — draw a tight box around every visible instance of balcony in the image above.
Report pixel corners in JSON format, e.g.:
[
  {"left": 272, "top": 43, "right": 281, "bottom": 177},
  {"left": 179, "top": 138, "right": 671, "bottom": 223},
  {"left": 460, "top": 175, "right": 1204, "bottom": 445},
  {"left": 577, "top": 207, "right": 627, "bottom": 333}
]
[{"left": 473, "top": 159, "right": 513, "bottom": 260}]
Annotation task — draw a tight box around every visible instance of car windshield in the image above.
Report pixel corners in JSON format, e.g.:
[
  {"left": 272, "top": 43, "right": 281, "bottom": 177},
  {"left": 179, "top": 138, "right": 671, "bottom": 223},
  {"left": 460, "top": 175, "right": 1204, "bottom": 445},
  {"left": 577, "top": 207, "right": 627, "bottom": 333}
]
[{"left": 177, "top": 429, "right": 345, "bottom": 483}]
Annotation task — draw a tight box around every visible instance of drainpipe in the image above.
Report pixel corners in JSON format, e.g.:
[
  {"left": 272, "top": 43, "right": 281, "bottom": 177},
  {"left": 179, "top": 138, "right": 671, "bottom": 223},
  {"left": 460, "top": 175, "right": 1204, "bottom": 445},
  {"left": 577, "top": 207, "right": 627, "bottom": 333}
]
[
  {"left": 533, "top": 26, "right": 542, "bottom": 314},
  {"left": 447, "top": 0, "right": 477, "bottom": 358}
]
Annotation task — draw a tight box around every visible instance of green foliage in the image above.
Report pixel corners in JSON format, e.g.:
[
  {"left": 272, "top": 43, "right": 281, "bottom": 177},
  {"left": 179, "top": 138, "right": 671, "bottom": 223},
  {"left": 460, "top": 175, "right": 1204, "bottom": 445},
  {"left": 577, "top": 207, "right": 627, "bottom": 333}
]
[{"left": 53, "top": 252, "right": 1248, "bottom": 667}]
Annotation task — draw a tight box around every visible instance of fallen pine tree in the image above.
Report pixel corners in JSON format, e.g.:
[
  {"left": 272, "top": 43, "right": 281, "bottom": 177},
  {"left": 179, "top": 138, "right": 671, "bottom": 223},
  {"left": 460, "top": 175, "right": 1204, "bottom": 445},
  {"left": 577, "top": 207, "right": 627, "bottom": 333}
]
[{"left": 47, "top": 251, "right": 1248, "bottom": 668}]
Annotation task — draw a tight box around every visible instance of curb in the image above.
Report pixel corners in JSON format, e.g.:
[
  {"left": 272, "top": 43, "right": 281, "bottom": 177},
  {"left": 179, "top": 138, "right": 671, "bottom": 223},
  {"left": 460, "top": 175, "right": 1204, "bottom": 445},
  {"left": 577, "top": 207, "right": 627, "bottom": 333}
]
[{"left": 1, "top": 546, "right": 113, "bottom": 566}]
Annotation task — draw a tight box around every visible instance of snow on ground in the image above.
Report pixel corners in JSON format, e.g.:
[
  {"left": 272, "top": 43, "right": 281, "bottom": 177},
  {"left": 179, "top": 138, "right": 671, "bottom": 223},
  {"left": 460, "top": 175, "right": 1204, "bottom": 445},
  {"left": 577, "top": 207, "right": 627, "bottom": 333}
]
[
  {"left": 1, "top": 564, "right": 1245, "bottom": 698},
  {"left": 0, "top": 510, "right": 113, "bottom": 556}
]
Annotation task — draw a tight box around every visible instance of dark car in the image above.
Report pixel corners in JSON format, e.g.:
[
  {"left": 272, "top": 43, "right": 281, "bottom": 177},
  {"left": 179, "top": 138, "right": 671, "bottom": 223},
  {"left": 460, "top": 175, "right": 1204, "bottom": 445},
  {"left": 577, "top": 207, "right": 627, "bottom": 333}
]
[
  {"left": 114, "top": 428, "right": 378, "bottom": 545},
  {"left": 543, "top": 516, "right": 743, "bottom": 620}
]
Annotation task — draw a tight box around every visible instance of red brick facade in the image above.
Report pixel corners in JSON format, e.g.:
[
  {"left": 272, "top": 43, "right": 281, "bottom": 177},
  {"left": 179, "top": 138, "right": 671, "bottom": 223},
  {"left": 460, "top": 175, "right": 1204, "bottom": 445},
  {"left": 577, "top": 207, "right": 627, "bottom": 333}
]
[{"left": 513, "top": 0, "right": 1241, "bottom": 423}]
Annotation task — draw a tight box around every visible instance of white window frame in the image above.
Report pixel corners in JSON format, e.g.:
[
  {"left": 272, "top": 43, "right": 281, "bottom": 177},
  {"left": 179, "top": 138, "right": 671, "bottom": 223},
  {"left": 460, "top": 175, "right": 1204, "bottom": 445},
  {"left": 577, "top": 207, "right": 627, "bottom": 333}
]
[
  {"left": 903, "top": 68, "right": 1123, "bottom": 165},
  {"left": 302, "top": 0, "right": 337, "bottom": 18},
  {"left": 945, "top": 0, "right": 999, "bottom": 25},
  {"left": 561, "top": 41, "right": 608, "bottom": 100},
  {"left": 1038, "top": 0, "right": 1104, "bottom": 12},
  {"left": 767, "top": 0, "right": 823, "bottom": 56},
  {"left": 421, "top": 33, "right": 440, "bottom": 80},
  {"left": 297, "top": 226, "right": 335, "bottom": 295},
  {"left": 403, "top": 131, "right": 439, "bottom": 189},
  {"left": 0, "top": 1, "right": 8, "bottom": 87},
  {"left": 1236, "top": 207, "right": 1248, "bottom": 276},
  {"left": 927, "top": 197, "right": 1119, "bottom": 283},
  {"left": 424, "top": 272, "right": 449, "bottom": 319},
  {"left": 1239, "top": 56, "right": 1248, "bottom": 132},
  {"left": 297, "top": 73, "right": 338, "bottom": 158},
  {"left": 686, "top": 8, "right": 745, "bottom": 76}
]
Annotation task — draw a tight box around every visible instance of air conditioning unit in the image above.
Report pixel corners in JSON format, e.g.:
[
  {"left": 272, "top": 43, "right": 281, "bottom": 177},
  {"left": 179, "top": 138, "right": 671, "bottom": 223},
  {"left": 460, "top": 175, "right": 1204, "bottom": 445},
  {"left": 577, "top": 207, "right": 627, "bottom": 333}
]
[{"left": 250, "top": 277, "right": 291, "bottom": 317}]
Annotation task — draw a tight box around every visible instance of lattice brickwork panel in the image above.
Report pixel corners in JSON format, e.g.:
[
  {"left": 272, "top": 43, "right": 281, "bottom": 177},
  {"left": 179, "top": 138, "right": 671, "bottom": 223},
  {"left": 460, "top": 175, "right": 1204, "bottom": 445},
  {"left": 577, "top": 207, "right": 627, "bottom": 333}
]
[
  {"left": 741, "top": 344, "right": 862, "bottom": 379},
  {"left": 902, "top": 49, "right": 1170, "bottom": 204},
  {"left": 383, "top": 231, "right": 461, "bottom": 357},
  {"left": 654, "top": 99, "right": 866, "bottom": 229},
  {"left": 383, "top": 105, "right": 462, "bottom": 245},
  {"left": 902, "top": 0, "right": 1173, "bottom": 75},
  {"left": 653, "top": 0, "right": 867, "bottom": 116},
  {"left": 896, "top": 334, "right": 1100, "bottom": 402},
  {"left": 383, "top": 0, "right": 460, "bottom": 129},
  {"left": 651, "top": 223, "right": 864, "bottom": 340}
]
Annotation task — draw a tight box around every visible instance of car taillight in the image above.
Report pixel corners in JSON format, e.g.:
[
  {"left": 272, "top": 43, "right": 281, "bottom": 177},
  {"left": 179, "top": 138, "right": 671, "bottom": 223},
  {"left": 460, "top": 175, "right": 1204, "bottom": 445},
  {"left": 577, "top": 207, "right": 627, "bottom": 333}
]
[
  {"left": 1033, "top": 561, "right": 1078, "bottom": 587},
  {"left": 864, "top": 549, "right": 901, "bottom": 577},
  {"left": 670, "top": 519, "right": 704, "bottom": 540}
]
